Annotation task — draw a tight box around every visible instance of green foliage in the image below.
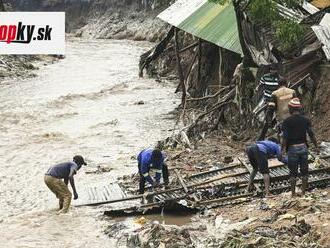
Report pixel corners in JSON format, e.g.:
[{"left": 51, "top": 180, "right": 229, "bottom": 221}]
[
  {"left": 208, "top": 0, "right": 307, "bottom": 51},
  {"left": 248, "top": 0, "right": 279, "bottom": 24},
  {"left": 275, "top": 20, "right": 306, "bottom": 50}
]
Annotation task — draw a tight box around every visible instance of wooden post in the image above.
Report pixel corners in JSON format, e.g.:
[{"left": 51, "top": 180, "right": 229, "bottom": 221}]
[
  {"left": 174, "top": 27, "right": 186, "bottom": 105},
  {"left": 197, "top": 39, "right": 202, "bottom": 89},
  {"left": 174, "top": 169, "right": 189, "bottom": 193}
]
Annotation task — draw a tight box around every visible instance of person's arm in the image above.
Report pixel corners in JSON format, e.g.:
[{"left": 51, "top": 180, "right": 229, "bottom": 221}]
[
  {"left": 69, "top": 167, "right": 78, "bottom": 200},
  {"left": 307, "top": 119, "right": 319, "bottom": 152},
  {"left": 268, "top": 94, "right": 276, "bottom": 111},
  {"left": 256, "top": 76, "right": 265, "bottom": 91},
  {"left": 154, "top": 167, "right": 162, "bottom": 184},
  {"left": 281, "top": 120, "right": 288, "bottom": 155},
  {"left": 141, "top": 163, "right": 154, "bottom": 185},
  {"left": 267, "top": 95, "right": 276, "bottom": 124}
]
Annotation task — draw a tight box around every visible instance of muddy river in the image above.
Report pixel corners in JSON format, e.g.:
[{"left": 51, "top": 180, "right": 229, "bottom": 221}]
[{"left": 0, "top": 39, "right": 178, "bottom": 247}]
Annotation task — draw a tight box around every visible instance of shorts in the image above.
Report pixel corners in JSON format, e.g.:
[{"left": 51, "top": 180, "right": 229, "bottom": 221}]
[
  {"left": 246, "top": 145, "right": 269, "bottom": 174},
  {"left": 288, "top": 144, "right": 308, "bottom": 177}
]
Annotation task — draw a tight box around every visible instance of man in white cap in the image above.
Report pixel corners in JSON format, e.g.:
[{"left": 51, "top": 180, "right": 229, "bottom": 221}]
[{"left": 282, "top": 98, "right": 319, "bottom": 197}]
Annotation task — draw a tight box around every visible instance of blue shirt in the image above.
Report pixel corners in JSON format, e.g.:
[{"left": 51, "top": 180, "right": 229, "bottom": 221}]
[
  {"left": 46, "top": 162, "right": 78, "bottom": 179},
  {"left": 256, "top": 140, "right": 281, "bottom": 159},
  {"left": 137, "top": 148, "right": 165, "bottom": 184}
]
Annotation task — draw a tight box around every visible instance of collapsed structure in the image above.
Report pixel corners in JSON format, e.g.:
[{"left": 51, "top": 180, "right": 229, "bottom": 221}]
[
  {"left": 140, "top": 0, "right": 330, "bottom": 140},
  {"left": 75, "top": 152, "right": 330, "bottom": 216},
  {"left": 72, "top": 0, "right": 330, "bottom": 216}
]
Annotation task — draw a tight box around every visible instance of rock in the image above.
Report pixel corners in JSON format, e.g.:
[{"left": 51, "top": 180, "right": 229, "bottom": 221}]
[
  {"left": 104, "top": 222, "right": 127, "bottom": 238},
  {"left": 223, "top": 156, "right": 234, "bottom": 164},
  {"left": 134, "top": 100, "right": 145, "bottom": 105}
]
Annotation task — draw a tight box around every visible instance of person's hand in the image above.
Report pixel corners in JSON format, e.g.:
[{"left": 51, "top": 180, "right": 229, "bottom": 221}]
[
  {"left": 152, "top": 181, "right": 159, "bottom": 188},
  {"left": 73, "top": 192, "right": 78, "bottom": 200},
  {"left": 278, "top": 153, "right": 283, "bottom": 163}
]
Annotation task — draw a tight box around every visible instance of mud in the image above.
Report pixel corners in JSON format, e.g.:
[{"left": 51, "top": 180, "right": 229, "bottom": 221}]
[
  {"left": 0, "top": 55, "right": 57, "bottom": 80},
  {"left": 0, "top": 38, "right": 179, "bottom": 247}
]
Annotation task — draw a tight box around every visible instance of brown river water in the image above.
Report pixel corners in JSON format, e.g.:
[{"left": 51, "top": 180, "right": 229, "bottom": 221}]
[{"left": 0, "top": 39, "right": 179, "bottom": 247}]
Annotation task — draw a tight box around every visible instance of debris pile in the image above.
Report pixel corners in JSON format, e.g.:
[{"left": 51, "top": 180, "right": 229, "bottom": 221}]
[
  {"left": 221, "top": 220, "right": 321, "bottom": 248},
  {"left": 128, "top": 223, "right": 195, "bottom": 248}
]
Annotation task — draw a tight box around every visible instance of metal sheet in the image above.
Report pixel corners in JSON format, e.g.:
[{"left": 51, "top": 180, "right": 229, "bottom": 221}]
[
  {"left": 157, "top": 0, "right": 243, "bottom": 55},
  {"left": 312, "top": 13, "right": 330, "bottom": 60},
  {"left": 74, "top": 182, "right": 126, "bottom": 206}
]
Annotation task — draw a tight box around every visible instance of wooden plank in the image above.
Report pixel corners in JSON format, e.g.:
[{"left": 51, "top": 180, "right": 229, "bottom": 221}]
[
  {"left": 197, "top": 193, "right": 253, "bottom": 205},
  {"left": 188, "top": 163, "right": 242, "bottom": 179},
  {"left": 174, "top": 169, "right": 189, "bottom": 193}
]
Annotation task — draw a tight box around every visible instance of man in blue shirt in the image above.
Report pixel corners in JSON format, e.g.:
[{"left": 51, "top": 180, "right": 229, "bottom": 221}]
[
  {"left": 137, "top": 148, "right": 169, "bottom": 194},
  {"left": 246, "top": 138, "right": 283, "bottom": 197},
  {"left": 44, "top": 155, "right": 87, "bottom": 213}
]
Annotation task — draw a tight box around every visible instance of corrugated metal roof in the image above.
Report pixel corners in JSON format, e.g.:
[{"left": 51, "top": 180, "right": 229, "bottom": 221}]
[
  {"left": 277, "top": 3, "right": 306, "bottom": 22},
  {"left": 157, "top": 0, "right": 243, "bottom": 55},
  {"left": 312, "top": 13, "right": 330, "bottom": 60}
]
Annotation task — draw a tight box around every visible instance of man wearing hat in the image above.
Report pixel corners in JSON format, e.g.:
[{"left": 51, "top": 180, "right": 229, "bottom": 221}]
[
  {"left": 44, "top": 155, "right": 87, "bottom": 213},
  {"left": 282, "top": 98, "right": 319, "bottom": 197}
]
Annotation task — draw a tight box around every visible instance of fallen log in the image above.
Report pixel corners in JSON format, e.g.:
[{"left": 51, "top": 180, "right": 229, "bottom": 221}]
[
  {"left": 186, "top": 86, "right": 232, "bottom": 102},
  {"left": 174, "top": 169, "right": 189, "bottom": 193},
  {"left": 139, "top": 26, "right": 175, "bottom": 77},
  {"left": 197, "top": 193, "right": 253, "bottom": 206}
]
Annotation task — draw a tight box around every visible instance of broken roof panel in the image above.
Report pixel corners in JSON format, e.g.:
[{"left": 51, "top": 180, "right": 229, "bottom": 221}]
[
  {"left": 312, "top": 13, "right": 330, "bottom": 60},
  {"left": 157, "top": 0, "right": 243, "bottom": 55},
  {"left": 302, "top": 1, "right": 320, "bottom": 14}
]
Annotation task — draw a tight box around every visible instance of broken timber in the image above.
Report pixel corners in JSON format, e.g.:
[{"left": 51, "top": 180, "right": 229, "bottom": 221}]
[{"left": 76, "top": 158, "right": 330, "bottom": 212}]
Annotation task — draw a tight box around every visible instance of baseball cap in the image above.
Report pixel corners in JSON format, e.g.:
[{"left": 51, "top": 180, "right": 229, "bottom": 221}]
[{"left": 73, "top": 155, "right": 87, "bottom": 166}]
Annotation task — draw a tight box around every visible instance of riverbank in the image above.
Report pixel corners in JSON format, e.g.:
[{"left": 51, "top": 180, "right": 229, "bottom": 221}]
[
  {"left": 0, "top": 55, "right": 59, "bottom": 81},
  {"left": 103, "top": 134, "right": 330, "bottom": 247},
  {"left": 75, "top": 8, "right": 169, "bottom": 42}
]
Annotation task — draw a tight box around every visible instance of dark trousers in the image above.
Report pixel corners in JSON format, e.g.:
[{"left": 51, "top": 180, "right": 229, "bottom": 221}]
[
  {"left": 138, "top": 163, "right": 169, "bottom": 194},
  {"left": 246, "top": 145, "right": 269, "bottom": 174},
  {"left": 288, "top": 145, "right": 308, "bottom": 177},
  {"left": 258, "top": 109, "right": 274, "bottom": 141}
]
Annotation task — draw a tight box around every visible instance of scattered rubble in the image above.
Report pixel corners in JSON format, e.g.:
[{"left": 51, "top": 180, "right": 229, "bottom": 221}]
[{"left": 96, "top": 135, "right": 330, "bottom": 247}]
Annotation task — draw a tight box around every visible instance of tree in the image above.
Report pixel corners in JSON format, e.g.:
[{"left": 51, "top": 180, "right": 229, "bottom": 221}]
[
  {"left": 209, "top": 0, "right": 305, "bottom": 56},
  {"left": 203, "top": 0, "right": 306, "bottom": 135}
]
